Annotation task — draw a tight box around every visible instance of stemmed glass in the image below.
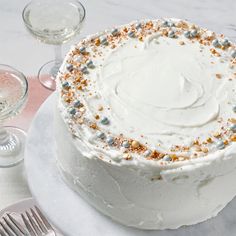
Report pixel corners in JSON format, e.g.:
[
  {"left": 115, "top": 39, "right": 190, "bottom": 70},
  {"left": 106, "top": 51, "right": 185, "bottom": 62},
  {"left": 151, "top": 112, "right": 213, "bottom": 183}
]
[
  {"left": 0, "top": 64, "right": 28, "bottom": 168},
  {"left": 22, "top": 0, "right": 86, "bottom": 90}
]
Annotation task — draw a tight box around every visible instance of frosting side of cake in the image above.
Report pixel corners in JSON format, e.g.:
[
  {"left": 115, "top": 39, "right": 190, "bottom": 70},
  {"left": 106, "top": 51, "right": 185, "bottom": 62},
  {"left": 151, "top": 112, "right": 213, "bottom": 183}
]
[
  {"left": 55, "top": 18, "right": 236, "bottom": 229},
  {"left": 55, "top": 106, "right": 236, "bottom": 229}
]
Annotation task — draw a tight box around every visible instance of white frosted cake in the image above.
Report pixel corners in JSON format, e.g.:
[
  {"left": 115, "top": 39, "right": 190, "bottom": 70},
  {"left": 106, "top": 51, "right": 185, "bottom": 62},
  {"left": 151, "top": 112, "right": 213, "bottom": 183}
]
[{"left": 55, "top": 18, "right": 236, "bottom": 230}]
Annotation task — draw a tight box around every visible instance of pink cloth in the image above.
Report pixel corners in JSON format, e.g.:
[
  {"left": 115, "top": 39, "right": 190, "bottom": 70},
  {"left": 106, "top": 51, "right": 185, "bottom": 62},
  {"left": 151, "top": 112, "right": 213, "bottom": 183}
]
[{"left": 6, "top": 77, "right": 53, "bottom": 130}]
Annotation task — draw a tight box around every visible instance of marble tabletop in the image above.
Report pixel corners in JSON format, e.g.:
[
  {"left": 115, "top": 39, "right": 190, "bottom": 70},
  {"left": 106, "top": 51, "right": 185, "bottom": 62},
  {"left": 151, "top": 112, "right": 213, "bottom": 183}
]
[{"left": 0, "top": 0, "right": 236, "bottom": 216}]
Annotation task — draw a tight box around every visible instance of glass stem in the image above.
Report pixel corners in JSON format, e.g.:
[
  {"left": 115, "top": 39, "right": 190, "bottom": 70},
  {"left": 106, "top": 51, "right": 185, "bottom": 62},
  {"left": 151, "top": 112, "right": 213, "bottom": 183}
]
[
  {"left": 54, "top": 44, "right": 62, "bottom": 66},
  {"left": 50, "top": 44, "right": 63, "bottom": 78},
  {"left": 0, "top": 123, "right": 10, "bottom": 145}
]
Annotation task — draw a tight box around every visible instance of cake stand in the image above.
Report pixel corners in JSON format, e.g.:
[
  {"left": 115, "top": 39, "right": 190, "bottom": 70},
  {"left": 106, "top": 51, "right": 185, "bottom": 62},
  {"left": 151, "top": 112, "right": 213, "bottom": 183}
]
[{"left": 24, "top": 94, "right": 236, "bottom": 236}]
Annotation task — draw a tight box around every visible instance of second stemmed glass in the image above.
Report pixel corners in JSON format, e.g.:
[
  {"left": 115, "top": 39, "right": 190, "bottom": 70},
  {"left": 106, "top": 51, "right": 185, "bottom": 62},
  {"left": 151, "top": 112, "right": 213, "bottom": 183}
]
[
  {"left": 22, "top": 0, "right": 86, "bottom": 90},
  {"left": 0, "top": 64, "right": 28, "bottom": 168}
]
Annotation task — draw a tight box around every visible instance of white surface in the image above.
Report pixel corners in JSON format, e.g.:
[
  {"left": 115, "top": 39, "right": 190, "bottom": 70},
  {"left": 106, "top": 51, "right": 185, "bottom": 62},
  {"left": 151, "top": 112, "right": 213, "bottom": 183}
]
[
  {"left": 0, "top": 0, "right": 236, "bottom": 215},
  {"left": 24, "top": 94, "right": 236, "bottom": 236}
]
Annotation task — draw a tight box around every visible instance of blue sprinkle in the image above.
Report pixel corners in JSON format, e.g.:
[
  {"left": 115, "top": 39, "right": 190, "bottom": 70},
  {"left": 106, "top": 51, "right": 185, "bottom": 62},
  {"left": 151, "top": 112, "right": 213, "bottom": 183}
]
[
  {"left": 62, "top": 81, "right": 70, "bottom": 89},
  {"left": 144, "top": 150, "right": 151, "bottom": 157},
  {"left": 231, "top": 50, "right": 236, "bottom": 58},
  {"left": 168, "top": 30, "right": 175, "bottom": 38},
  {"left": 128, "top": 31, "right": 135, "bottom": 38},
  {"left": 212, "top": 39, "right": 220, "bottom": 47},
  {"left": 106, "top": 136, "right": 114, "bottom": 145},
  {"left": 184, "top": 31, "right": 191, "bottom": 38},
  {"left": 163, "top": 155, "right": 171, "bottom": 161},
  {"left": 135, "top": 23, "right": 142, "bottom": 29},
  {"left": 81, "top": 66, "right": 88, "bottom": 74},
  {"left": 122, "top": 141, "right": 130, "bottom": 148},
  {"left": 86, "top": 60, "right": 95, "bottom": 69},
  {"left": 74, "top": 100, "right": 81, "bottom": 108},
  {"left": 66, "top": 64, "right": 73, "bottom": 72},
  {"left": 233, "top": 105, "right": 236, "bottom": 112},
  {"left": 230, "top": 124, "right": 236, "bottom": 132},
  {"left": 190, "top": 29, "right": 198, "bottom": 37},
  {"left": 79, "top": 46, "right": 86, "bottom": 53},
  {"left": 101, "top": 117, "right": 109, "bottom": 125},
  {"left": 216, "top": 140, "right": 225, "bottom": 150},
  {"left": 100, "top": 36, "right": 108, "bottom": 45},
  {"left": 96, "top": 131, "right": 105, "bottom": 139},
  {"left": 69, "top": 108, "right": 76, "bottom": 115},
  {"left": 162, "top": 20, "right": 169, "bottom": 27},
  {"left": 221, "top": 38, "right": 230, "bottom": 47},
  {"left": 168, "top": 22, "right": 175, "bottom": 27},
  {"left": 111, "top": 28, "right": 119, "bottom": 36}
]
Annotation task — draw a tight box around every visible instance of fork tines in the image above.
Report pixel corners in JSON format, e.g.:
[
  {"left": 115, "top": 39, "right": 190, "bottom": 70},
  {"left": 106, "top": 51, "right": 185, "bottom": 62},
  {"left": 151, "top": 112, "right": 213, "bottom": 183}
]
[
  {"left": 21, "top": 206, "right": 56, "bottom": 236},
  {"left": 0, "top": 213, "right": 28, "bottom": 236}
]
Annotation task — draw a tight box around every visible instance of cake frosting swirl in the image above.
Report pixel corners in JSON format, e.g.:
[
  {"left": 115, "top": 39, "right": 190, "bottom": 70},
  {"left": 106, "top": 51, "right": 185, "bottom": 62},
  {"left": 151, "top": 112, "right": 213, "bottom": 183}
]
[{"left": 55, "top": 18, "right": 236, "bottom": 229}]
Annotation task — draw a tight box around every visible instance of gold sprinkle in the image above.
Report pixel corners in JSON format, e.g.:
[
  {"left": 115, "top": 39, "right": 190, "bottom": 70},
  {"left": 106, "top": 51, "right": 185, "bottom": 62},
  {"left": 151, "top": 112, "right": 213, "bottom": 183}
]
[
  {"left": 216, "top": 73, "right": 222, "bottom": 79},
  {"left": 213, "top": 132, "right": 221, "bottom": 138},
  {"left": 90, "top": 123, "right": 98, "bottom": 129},
  {"left": 95, "top": 114, "right": 100, "bottom": 120},
  {"left": 179, "top": 41, "right": 185, "bottom": 45},
  {"left": 224, "top": 140, "right": 229, "bottom": 145},
  {"left": 131, "top": 140, "right": 140, "bottom": 148},
  {"left": 98, "top": 106, "right": 104, "bottom": 111},
  {"left": 123, "top": 153, "right": 132, "bottom": 160},
  {"left": 206, "top": 137, "right": 213, "bottom": 143},
  {"left": 230, "top": 134, "right": 236, "bottom": 142},
  {"left": 201, "top": 147, "right": 209, "bottom": 153},
  {"left": 229, "top": 118, "right": 236, "bottom": 124}
]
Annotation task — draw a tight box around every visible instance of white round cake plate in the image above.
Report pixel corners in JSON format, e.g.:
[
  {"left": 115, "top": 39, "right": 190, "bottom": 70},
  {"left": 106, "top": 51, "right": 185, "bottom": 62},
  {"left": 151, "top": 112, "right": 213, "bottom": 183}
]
[
  {"left": 25, "top": 94, "right": 236, "bottom": 236},
  {"left": 0, "top": 198, "right": 36, "bottom": 217}
]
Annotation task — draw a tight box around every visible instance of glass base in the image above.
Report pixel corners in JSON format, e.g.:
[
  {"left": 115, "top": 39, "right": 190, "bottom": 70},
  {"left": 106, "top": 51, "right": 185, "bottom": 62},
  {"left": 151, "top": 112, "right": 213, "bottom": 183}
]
[
  {"left": 38, "top": 60, "right": 62, "bottom": 91},
  {"left": 0, "top": 126, "right": 26, "bottom": 168}
]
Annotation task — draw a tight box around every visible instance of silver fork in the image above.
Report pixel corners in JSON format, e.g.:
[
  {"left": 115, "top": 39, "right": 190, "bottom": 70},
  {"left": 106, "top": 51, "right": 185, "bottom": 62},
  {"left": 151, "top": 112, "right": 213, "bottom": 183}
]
[
  {"left": 21, "top": 206, "right": 56, "bottom": 236},
  {"left": 0, "top": 213, "right": 29, "bottom": 236}
]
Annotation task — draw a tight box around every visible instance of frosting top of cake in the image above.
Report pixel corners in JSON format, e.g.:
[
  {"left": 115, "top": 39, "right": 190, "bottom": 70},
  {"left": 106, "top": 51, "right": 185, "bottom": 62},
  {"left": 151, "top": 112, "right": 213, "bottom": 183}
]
[{"left": 57, "top": 18, "right": 236, "bottom": 166}]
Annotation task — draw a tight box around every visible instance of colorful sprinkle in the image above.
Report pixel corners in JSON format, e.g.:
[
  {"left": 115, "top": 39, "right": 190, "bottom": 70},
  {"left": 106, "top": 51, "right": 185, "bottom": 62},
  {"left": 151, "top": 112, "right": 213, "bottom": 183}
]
[
  {"left": 135, "top": 22, "right": 142, "bottom": 29},
  {"left": 212, "top": 39, "right": 220, "bottom": 47},
  {"left": 131, "top": 140, "right": 140, "bottom": 148},
  {"left": 163, "top": 155, "right": 171, "bottom": 161},
  {"left": 86, "top": 60, "right": 95, "bottom": 69},
  {"left": 231, "top": 50, "right": 236, "bottom": 58},
  {"left": 168, "top": 30, "right": 175, "bottom": 38},
  {"left": 233, "top": 105, "right": 236, "bottom": 112},
  {"left": 66, "top": 64, "right": 73, "bottom": 72},
  {"left": 216, "top": 140, "right": 225, "bottom": 150},
  {"left": 62, "top": 81, "right": 70, "bottom": 89},
  {"left": 162, "top": 20, "right": 169, "bottom": 27},
  {"left": 122, "top": 141, "right": 130, "bottom": 148},
  {"left": 69, "top": 108, "right": 76, "bottom": 115},
  {"left": 190, "top": 29, "right": 198, "bottom": 37},
  {"left": 79, "top": 46, "right": 86, "bottom": 53},
  {"left": 101, "top": 117, "right": 109, "bottom": 125},
  {"left": 74, "top": 100, "right": 81, "bottom": 107},
  {"left": 100, "top": 36, "right": 108, "bottom": 45},
  {"left": 81, "top": 66, "right": 88, "bottom": 74},
  {"left": 168, "top": 21, "right": 175, "bottom": 27},
  {"left": 230, "top": 124, "right": 236, "bottom": 132},
  {"left": 128, "top": 31, "right": 135, "bottom": 38},
  {"left": 144, "top": 150, "right": 151, "bottom": 157},
  {"left": 106, "top": 136, "right": 114, "bottom": 145},
  {"left": 221, "top": 38, "right": 230, "bottom": 47},
  {"left": 96, "top": 131, "right": 105, "bottom": 139},
  {"left": 184, "top": 31, "right": 191, "bottom": 38},
  {"left": 111, "top": 28, "right": 119, "bottom": 36}
]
